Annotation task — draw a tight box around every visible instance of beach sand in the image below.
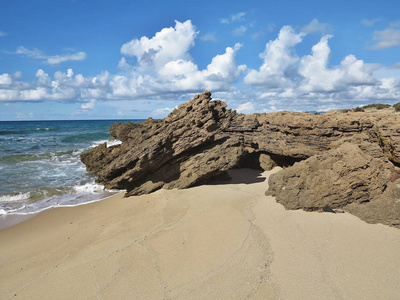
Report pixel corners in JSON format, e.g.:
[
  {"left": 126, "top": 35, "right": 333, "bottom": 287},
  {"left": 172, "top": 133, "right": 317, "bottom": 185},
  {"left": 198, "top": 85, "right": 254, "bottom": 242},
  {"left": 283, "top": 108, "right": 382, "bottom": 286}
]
[{"left": 1, "top": 168, "right": 400, "bottom": 299}]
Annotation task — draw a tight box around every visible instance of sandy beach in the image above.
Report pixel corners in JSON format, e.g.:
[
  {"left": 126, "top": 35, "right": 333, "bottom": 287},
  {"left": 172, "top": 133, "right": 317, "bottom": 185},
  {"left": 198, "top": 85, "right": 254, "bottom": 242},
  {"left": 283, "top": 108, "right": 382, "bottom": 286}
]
[{"left": 1, "top": 168, "right": 400, "bottom": 299}]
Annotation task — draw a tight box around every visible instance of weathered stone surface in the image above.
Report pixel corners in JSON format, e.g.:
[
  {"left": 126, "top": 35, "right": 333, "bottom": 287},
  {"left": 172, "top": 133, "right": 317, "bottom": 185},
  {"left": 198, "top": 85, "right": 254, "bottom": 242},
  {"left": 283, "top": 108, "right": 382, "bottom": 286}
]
[
  {"left": 266, "top": 142, "right": 400, "bottom": 227},
  {"left": 81, "top": 91, "right": 400, "bottom": 227},
  {"left": 81, "top": 91, "right": 240, "bottom": 196},
  {"left": 259, "top": 153, "right": 278, "bottom": 171}
]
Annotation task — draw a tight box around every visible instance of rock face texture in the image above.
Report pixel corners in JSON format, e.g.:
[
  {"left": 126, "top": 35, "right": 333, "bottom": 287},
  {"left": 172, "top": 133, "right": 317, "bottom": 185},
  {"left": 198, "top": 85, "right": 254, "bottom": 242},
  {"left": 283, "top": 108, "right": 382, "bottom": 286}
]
[
  {"left": 266, "top": 142, "right": 400, "bottom": 227},
  {"left": 82, "top": 91, "right": 243, "bottom": 196},
  {"left": 81, "top": 91, "right": 400, "bottom": 228}
]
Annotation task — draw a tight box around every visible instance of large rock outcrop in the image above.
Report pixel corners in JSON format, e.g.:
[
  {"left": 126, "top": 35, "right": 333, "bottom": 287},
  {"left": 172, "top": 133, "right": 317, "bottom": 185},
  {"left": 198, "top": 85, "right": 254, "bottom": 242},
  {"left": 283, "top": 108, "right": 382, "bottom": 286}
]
[
  {"left": 82, "top": 91, "right": 243, "bottom": 196},
  {"left": 81, "top": 91, "right": 400, "bottom": 228}
]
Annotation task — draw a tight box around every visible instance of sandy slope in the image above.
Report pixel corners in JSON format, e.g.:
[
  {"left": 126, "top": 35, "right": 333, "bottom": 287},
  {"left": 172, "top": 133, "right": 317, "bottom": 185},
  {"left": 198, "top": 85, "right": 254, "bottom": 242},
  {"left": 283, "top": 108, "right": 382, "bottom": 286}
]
[{"left": 1, "top": 168, "right": 399, "bottom": 299}]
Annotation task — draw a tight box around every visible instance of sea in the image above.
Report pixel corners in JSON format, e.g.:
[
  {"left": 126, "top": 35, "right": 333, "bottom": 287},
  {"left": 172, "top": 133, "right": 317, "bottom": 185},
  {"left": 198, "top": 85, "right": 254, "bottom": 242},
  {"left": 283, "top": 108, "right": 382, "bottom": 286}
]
[{"left": 0, "top": 119, "right": 142, "bottom": 217}]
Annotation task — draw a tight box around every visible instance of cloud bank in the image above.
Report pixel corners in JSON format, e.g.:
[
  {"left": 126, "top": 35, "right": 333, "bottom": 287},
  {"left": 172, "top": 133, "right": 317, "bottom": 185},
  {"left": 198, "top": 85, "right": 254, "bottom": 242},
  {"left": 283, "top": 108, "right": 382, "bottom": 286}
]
[{"left": 1, "top": 20, "right": 400, "bottom": 114}]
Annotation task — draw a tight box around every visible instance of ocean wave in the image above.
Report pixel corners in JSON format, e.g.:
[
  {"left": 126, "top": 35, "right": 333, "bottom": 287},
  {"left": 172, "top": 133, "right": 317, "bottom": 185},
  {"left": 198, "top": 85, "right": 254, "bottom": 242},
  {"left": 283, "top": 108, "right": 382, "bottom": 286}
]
[
  {"left": 0, "top": 183, "right": 121, "bottom": 215},
  {"left": 90, "top": 139, "right": 122, "bottom": 149},
  {"left": 73, "top": 182, "right": 105, "bottom": 193},
  {"left": 0, "top": 192, "right": 31, "bottom": 203},
  {"left": 107, "top": 139, "right": 123, "bottom": 147}
]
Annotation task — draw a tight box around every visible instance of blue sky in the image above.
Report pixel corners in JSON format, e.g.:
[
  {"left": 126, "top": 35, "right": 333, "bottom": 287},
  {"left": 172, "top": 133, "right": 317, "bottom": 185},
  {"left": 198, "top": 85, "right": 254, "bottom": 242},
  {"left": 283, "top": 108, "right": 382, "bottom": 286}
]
[{"left": 1, "top": 0, "right": 400, "bottom": 120}]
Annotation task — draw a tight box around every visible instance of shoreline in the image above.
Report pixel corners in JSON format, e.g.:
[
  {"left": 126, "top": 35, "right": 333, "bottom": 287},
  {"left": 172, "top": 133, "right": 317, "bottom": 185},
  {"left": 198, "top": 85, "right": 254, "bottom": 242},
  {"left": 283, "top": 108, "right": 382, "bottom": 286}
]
[
  {"left": 1, "top": 168, "right": 400, "bottom": 299},
  {"left": 0, "top": 191, "right": 126, "bottom": 231}
]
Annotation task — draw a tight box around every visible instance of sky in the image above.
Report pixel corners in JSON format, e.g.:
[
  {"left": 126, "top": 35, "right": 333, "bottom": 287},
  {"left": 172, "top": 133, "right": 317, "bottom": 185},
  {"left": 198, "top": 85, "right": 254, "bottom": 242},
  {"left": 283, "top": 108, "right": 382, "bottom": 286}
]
[{"left": 1, "top": 0, "right": 400, "bottom": 120}]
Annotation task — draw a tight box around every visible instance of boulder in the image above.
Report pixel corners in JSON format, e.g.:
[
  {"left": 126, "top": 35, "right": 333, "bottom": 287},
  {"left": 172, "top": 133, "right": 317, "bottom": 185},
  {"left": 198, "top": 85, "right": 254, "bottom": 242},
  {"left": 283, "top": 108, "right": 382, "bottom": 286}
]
[{"left": 266, "top": 142, "right": 400, "bottom": 227}]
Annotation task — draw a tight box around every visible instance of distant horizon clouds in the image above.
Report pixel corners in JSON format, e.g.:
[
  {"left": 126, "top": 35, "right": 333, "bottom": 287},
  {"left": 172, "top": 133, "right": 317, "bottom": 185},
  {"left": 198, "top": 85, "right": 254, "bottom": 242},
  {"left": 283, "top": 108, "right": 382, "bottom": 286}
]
[{"left": 1, "top": 19, "right": 400, "bottom": 114}]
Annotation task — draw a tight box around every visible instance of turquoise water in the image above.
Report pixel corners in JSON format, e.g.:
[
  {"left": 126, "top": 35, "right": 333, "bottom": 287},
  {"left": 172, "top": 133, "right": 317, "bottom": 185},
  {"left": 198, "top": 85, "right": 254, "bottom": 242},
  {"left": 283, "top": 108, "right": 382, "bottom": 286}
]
[{"left": 0, "top": 120, "right": 142, "bottom": 215}]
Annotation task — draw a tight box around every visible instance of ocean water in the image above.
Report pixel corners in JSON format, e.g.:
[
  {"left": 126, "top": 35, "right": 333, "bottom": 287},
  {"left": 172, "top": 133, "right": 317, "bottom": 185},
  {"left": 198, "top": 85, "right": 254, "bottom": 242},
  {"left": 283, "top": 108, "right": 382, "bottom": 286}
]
[{"left": 0, "top": 119, "right": 142, "bottom": 216}]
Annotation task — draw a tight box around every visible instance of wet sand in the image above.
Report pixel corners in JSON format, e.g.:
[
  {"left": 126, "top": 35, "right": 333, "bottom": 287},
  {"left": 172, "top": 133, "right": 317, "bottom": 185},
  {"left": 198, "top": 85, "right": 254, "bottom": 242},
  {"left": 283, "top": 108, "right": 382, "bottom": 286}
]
[{"left": 1, "top": 168, "right": 400, "bottom": 299}]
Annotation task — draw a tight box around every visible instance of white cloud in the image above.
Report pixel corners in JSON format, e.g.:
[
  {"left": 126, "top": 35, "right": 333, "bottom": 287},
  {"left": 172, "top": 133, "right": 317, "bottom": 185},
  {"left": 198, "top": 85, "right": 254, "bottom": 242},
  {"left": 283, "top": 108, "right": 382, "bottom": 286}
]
[
  {"left": 233, "top": 26, "right": 247, "bottom": 36},
  {"left": 368, "top": 24, "right": 400, "bottom": 50},
  {"left": 47, "top": 52, "right": 86, "bottom": 65},
  {"left": 0, "top": 31, "right": 6, "bottom": 37},
  {"left": 221, "top": 12, "right": 246, "bottom": 24},
  {"left": 114, "top": 22, "right": 245, "bottom": 97},
  {"left": 361, "top": 18, "right": 380, "bottom": 27},
  {"left": 117, "top": 57, "right": 131, "bottom": 70},
  {"left": 2, "top": 21, "right": 400, "bottom": 115},
  {"left": 3, "top": 21, "right": 245, "bottom": 102},
  {"left": 244, "top": 26, "right": 304, "bottom": 88},
  {"left": 298, "top": 35, "right": 343, "bottom": 92},
  {"left": 151, "top": 107, "right": 174, "bottom": 118},
  {"left": 236, "top": 101, "right": 255, "bottom": 113},
  {"left": 243, "top": 28, "right": 387, "bottom": 112},
  {"left": 200, "top": 33, "right": 217, "bottom": 42},
  {"left": 36, "top": 69, "right": 51, "bottom": 86},
  {"left": 81, "top": 99, "right": 96, "bottom": 111},
  {"left": 121, "top": 20, "right": 197, "bottom": 73},
  {"left": 0, "top": 68, "right": 110, "bottom": 102},
  {"left": 0, "top": 73, "right": 12, "bottom": 85},
  {"left": 15, "top": 46, "right": 87, "bottom": 65},
  {"left": 302, "top": 19, "right": 331, "bottom": 34}
]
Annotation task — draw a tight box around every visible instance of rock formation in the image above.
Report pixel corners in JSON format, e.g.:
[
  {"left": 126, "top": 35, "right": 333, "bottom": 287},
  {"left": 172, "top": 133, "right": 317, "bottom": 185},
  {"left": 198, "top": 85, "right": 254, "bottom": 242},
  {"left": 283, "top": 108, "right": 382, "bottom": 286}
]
[{"left": 81, "top": 91, "right": 400, "bottom": 228}]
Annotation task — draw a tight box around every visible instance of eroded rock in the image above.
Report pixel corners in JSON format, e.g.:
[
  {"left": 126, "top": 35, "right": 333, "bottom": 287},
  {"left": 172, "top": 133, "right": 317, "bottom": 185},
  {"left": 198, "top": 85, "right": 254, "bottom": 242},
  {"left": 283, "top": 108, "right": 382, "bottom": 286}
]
[
  {"left": 81, "top": 91, "right": 400, "bottom": 228},
  {"left": 266, "top": 142, "right": 400, "bottom": 227}
]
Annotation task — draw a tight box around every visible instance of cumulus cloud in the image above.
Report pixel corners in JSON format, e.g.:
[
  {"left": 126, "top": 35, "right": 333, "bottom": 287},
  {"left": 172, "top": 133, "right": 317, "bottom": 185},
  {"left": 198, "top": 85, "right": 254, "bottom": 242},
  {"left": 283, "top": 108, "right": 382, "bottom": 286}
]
[
  {"left": 221, "top": 12, "right": 246, "bottom": 24},
  {"left": 243, "top": 27, "right": 390, "bottom": 112},
  {"left": 2, "top": 21, "right": 400, "bottom": 114},
  {"left": 298, "top": 35, "right": 342, "bottom": 92},
  {"left": 299, "top": 36, "right": 375, "bottom": 92},
  {"left": 121, "top": 20, "right": 197, "bottom": 73},
  {"left": 368, "top": 23, "right": 400, "bottom": 49},
  {"left": 0, "top": 73, "right": 12, "bottom": 85},
  {"left": 113, "top": 21, "right": 245, "bottom": 97},
  {"left": 15, "top": 46, "right": 87, "bottom": 65},
  {"left": 244, "top": 26, "right": 304, "bottom": 88},
  {"left": 0, "top": 68, "right": 110, "bottom": 102},
  {"left": 0, "top": 20, "right": 246, "bottom": 103}
]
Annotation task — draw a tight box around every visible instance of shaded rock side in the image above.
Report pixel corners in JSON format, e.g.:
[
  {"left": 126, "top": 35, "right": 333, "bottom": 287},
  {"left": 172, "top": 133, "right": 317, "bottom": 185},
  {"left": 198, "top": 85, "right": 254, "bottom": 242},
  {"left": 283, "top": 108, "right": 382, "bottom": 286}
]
[{"left": 266, "top": 142, "right": 400, "bottom": 228}]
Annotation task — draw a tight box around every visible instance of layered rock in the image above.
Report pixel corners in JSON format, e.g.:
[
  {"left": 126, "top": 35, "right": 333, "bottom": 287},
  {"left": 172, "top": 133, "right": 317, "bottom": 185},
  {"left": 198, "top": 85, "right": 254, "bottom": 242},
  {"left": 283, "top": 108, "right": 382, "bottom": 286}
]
[
  {"left": 81, "top": 91, "right": 242, "bottom": 196},
  {"left": 81, "top": 91, "right": 400, "bottom": 227}
]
